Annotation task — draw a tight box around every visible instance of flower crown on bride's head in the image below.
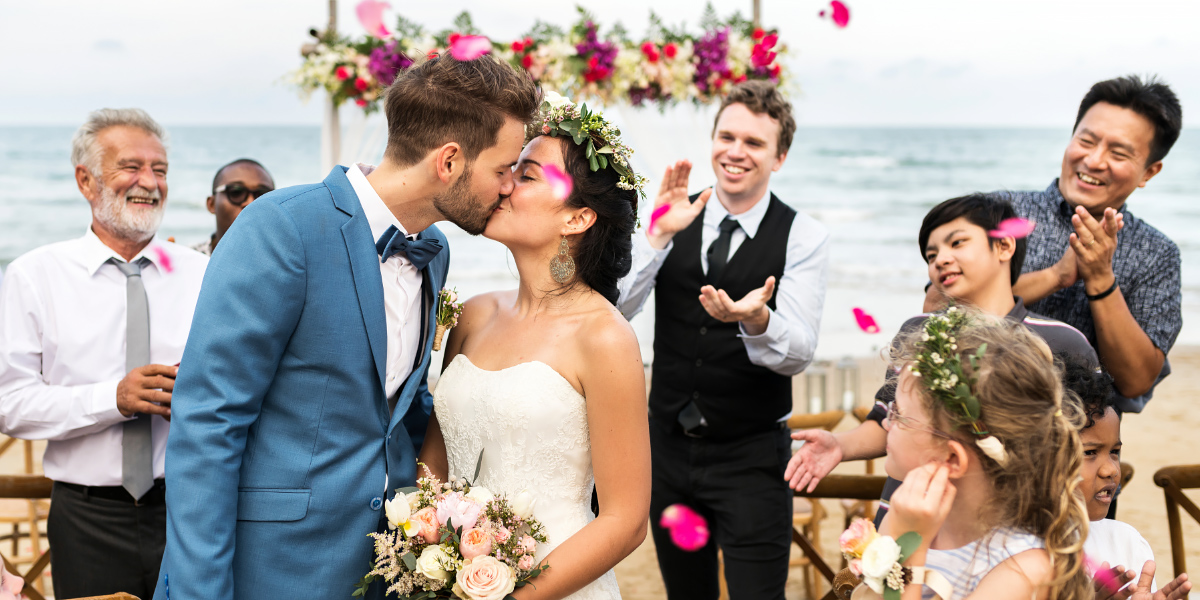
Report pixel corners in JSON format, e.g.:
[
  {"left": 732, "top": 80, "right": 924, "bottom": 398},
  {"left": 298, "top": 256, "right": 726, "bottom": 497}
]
[{"left": 536, "top": 91, "right": 648, "bottom": 197}]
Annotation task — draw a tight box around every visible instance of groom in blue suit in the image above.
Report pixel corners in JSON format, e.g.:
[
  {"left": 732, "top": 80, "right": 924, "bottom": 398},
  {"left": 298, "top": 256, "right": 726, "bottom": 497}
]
[{"left": 155, "top": 56, "right": 540, "bottom": 599}]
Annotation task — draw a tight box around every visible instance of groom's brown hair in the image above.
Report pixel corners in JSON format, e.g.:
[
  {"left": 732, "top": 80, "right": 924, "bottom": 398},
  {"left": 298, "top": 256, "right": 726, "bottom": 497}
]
[{"left": 382, "top": 54, "right": 542, "bottom": 167}]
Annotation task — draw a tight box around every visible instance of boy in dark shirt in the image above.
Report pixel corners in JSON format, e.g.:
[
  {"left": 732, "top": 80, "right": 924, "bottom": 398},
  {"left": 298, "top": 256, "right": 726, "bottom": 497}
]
[{"left": 784, "top": 194, "right": 1098, "bottom": 523}]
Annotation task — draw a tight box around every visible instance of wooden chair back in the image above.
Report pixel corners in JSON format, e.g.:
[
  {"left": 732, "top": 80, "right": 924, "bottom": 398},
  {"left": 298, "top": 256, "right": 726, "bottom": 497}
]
[
  {"left": 67, "top": 594, "right": 141, "bottom": 600},
  {"left": 1120, "top": 462, "right": 1134, "bottom": 490},
  {"left": 791, "top": 475, "right": 889, "bottom": 600},
  {"left": 787, "top": 409, "right": 845, "bottom": 432},
  {"left": 0, "top": 474, "right": 53, "bottom": 600},
  {"left": 1153, "top": 464, "right": 1200, "bottom": 578}
]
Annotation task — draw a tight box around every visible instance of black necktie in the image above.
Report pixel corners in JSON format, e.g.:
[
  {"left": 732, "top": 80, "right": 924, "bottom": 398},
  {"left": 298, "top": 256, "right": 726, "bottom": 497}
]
[
  {"left": 375, "top": 225, "right": 443, "bottom": 270},
  {"left": 706, "top": 216, "right": 741, "bottom": 283}
]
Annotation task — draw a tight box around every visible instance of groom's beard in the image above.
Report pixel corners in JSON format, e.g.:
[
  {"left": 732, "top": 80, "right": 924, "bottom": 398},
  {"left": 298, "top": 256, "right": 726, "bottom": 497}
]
[{"left": 433, "top": 164, "right": 494, "bottom": 236}]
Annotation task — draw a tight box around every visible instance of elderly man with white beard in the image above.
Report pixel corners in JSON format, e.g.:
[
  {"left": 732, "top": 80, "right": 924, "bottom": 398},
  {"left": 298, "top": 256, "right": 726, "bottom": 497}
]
[{"left": 0, "top": 108, "right": 207, "bottom": 600}]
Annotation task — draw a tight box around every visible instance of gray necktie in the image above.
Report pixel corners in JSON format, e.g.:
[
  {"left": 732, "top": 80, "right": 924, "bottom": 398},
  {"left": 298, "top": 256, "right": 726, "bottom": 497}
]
[{"left": 112, "top": 258, "right": 154, "bottom": 500}]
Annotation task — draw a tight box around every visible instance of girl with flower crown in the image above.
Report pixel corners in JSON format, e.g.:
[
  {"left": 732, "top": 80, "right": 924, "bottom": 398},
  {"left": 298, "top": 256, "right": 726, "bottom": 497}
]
[{"left": 872, "top": 311, "right": 1092, "bottom": 600}]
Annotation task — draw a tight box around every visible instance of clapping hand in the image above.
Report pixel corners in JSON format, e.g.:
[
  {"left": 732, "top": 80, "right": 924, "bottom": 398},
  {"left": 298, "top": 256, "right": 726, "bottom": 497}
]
[
  {"left": 698, "top": 276, "right": 776, "bottom": 335},
  {"left": 784, "top": 429, "right": 843, "bottom": 492},
  {"left": 1069, "top": 205, "right": 1124, "bottom": 295},
  {"left": 647, "top": 160, "right": 712, "bottom": 249},
  {"left": 1093, "top": 560, "right": 1191, "bottom": 600},
  {"left": 887, "top": 463, "right": 956, "bottom": 542}
]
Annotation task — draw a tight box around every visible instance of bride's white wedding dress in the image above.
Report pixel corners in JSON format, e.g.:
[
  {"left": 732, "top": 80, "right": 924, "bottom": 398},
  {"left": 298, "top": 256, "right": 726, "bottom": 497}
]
[{"left": 433, "top": 354, "right": 622, "bottom": 600}]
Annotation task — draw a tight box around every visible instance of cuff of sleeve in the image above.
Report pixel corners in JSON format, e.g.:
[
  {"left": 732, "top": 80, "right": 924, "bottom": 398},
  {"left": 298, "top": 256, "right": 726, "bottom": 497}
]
[
  {"left": 738, "top": 307, "right": 785, "bottom": 341},
  {"left": 633, "top": 231, "right": 673, "bottom": 260},
  {"left": 90, "top": 380, "right": 131, "bottom": 425}
]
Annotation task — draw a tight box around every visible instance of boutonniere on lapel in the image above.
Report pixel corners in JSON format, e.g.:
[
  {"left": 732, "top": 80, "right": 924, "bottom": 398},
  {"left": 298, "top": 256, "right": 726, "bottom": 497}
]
[{"left": 433, "top": 287, "right": 464, "bottom": 351}]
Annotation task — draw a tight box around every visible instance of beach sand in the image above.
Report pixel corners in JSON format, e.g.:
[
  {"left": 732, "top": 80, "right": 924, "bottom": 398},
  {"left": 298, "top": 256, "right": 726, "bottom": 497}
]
[{"left": 2, "top": 348, "right": 1198, "bottom": 599}]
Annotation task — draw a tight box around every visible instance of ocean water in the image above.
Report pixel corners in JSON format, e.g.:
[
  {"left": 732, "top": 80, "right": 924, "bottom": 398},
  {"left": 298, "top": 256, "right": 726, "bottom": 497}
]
[{"left": 2, "top": 125, "right": 1197, "bottom": 358}]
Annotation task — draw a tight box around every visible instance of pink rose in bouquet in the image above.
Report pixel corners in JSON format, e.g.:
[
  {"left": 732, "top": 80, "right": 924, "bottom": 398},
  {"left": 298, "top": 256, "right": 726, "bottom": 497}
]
[
  {"left": 517, "top": 554, "right": 536, "bottom": 571},
  {"left": 437, "top": 491, "right": 483, "bottom": 530},
  {"left": 460, "top": 527, "right": 494, "bottom": 560},
  {"left": 493, "top": 525, "right": 511, "bottom": 544},
  {"left": 411, "top": 506, "right": 441, "bottom": 544},
  {"left": 453, "top": 556, "right": 516, "bottom": 600},
  {"left": 518, "top": 535, "right": 537, "bottom": 554},
  {"left": 839, "top": 517, "right": 878, "bottom": 557}
]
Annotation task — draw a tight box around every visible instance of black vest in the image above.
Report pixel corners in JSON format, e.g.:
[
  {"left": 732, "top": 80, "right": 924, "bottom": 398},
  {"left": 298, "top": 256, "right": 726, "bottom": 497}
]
[{"left": 650, "top": 194, "right": 796, "bottom": 439}]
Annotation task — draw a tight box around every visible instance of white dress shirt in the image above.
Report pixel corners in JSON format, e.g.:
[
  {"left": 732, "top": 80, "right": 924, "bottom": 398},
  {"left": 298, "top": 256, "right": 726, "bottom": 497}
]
[
  {"left": 346, "top": 163, "right": 424, "bottom": 401},
  {"left": 0, "top": 229, "right": 207, "bottom": 486},
  {"left": 617, "top": 188, "right": 830, "bottom": 376}
]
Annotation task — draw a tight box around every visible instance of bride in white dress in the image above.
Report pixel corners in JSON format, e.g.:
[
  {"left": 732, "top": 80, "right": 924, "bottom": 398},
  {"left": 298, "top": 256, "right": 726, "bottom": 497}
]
[{"left": 418, "top": 98, "right": 651, "bottom": 600}]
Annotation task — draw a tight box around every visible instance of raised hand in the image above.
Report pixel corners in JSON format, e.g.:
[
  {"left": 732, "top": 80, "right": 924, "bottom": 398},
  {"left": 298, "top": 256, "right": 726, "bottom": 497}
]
[
  {"left": 1155, "top": 569, "right": 1192, "bottom": 600},
  {"left": 698, "top": 276, "right": 776, "bottom": 335},
  {"left": 887, "top": 463, "right": 955, "bottom": 543},
  {"left": 1092, "top": 562, "right": 1137, "bottom": 600},
  {"left": 784, "top": 429, "right": 843, "bottom": 492},
  {"left": 647, "top": 160, "right": 712, "bottom": 249}
]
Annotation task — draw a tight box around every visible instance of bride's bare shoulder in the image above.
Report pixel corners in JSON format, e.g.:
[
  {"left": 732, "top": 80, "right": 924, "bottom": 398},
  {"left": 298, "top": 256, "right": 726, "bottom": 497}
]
[
  {"left": 459, "top": 290, "right": 513, "bottom": 324},
  {"left": 577, "top": 299, "right": 640, "bottom": 361}
]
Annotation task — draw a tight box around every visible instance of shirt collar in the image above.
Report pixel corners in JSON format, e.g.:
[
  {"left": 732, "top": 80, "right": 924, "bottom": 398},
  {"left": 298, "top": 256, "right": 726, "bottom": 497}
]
[
  {"left": 76, "top": 227, "right": 168, "bottom": 276},
  {"left": 1007, "top": 296, "right": 1028, "bottom": 322},
  {"left": 347, "top": 163, "right": 407, "bottom": 242},
  {"left": 1049, "top": 177, "right": 1130, "bottom": 220},
  {"left": 706, "top": 187, "right": 773, "bottom": 238}
]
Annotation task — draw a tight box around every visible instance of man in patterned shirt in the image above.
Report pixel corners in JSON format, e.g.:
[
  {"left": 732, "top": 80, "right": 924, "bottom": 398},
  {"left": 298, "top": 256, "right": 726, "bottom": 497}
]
[{"left": 931, "top": 76, "right": 1183, "bottom": 413}]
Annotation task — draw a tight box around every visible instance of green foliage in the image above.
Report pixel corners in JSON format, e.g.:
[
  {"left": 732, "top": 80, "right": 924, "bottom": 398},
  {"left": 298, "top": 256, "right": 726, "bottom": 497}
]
[
  {"left": 453, "top": 11, "right": 480, "bottom": 35},
  {"left": 393, "top": 14, "right": 426, "bottom": 41},
  {"left": 647, "top": 10, "right": 689, "bottom": 43},
  {"left": 524, "top": 19, "right": 565, "bottom": 42},
  {"left": 699, "top": 2, "right": 721, "bottom": 30}
]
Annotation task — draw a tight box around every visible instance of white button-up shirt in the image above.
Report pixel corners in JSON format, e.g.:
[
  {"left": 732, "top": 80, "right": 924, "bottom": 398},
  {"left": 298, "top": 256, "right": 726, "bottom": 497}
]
[
  {"left": 617, "top": 188, "right": 830, "bottom": 377},
  {"left": 346, "top": 163, "right": 424, "bottom": 401},
  {"left": 0, "top": 229, "right": 207, "bottom": 486}
]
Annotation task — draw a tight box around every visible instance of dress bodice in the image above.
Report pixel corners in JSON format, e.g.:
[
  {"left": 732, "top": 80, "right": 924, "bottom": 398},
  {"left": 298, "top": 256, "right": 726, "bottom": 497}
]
[{"left": 432, "top": 354, "right": 621, "bottom": 600}]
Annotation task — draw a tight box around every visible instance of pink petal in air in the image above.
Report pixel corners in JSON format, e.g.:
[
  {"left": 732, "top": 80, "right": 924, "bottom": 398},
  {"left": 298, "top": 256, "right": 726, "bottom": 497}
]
[
  {"left": 1083, "top": 554, "right": 1122, "bottom": 595},
  {"left": 831, "top": 1, "right": 851, "bottom": 27},
  {"left": 988, "top": 217, "right": 1036, "bottom": 239},
  {"left": 449, "top": 35, "right": 493, "bottom": 61},
  {"left": 649, "top": 204, "right": 671, "bottom": 234},
  {"left": 543, "top": 164, "right": 574, "bottom": 201},
  {"left": 852, "top": 307, "right": 880, "bottom": 334},
  {"left": 152, "top": 246, "right": 173, "bottom": 274},
  {"left": 355, "top": 0, "right": 391, "bottom": 39},
  {"left": 660, "top": 504, "right": 709, "bottom": 551}
]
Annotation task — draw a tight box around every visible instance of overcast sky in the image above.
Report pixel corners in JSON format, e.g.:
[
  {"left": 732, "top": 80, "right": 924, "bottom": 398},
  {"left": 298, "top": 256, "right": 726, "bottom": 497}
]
[{"left": 2, "top": 0, "right": 1197, "bottom": 127}]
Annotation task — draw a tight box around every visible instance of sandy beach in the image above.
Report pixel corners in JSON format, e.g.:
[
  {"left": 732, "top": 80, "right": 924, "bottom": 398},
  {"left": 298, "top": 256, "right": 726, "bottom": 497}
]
[{"left": 3, "top": 348, "right": 1198, "bottom": 598}]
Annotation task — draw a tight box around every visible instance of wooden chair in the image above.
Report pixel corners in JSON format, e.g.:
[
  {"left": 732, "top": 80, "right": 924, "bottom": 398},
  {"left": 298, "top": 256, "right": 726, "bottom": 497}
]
[
  {"left": 839, "top": 408, "right": 879, "bottom": 532},
  {"left": 0, "top": 475, "right": 54, "bottom": 600},
  {"left": 786, "top": 410, "right": 845, "bottom": 600},
  {"left": 794, "top": 475, "right": 889, "bottom": 600},
  {"left": 1152, "top": 464, "right": 1200, "bottom": 579},
  {"left": 0, "top": 438, "right": 50, "bottom": 596}
]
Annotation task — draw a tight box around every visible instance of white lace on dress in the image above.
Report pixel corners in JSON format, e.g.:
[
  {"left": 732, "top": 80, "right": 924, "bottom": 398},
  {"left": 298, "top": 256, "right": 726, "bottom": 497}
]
[{"left": 433, "top": 354, "right": 622, "bottom": 600}]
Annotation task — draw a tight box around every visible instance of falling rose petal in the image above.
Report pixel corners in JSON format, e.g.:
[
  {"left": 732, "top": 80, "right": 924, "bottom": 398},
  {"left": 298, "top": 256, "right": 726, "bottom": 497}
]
[
  {"left": 355, "top": 0, "right": 391, "bottom": 39},
  {"left": 819, "top": 10, "right": 826, "bottom": 17},
  {"left": 831, "top": 1, "right": 851, "bottom": 27},
  {"left": 543, "top": 164, "right": 574, "bottom": 201},
  {"left": 669, "top": 520, "right": 710, "bottom": 551},
  {"left": 449, "top": 35, "right": 493, "bottom": 61},
  {"left": 1083, "top": 554, "right": 1123, "bottom": 595},
  {"left": 648, "top": 204, "right": 671, "bottom": 234},
  {"left": 852, "top": 307, "right": 880, "bottom": 334},
  {"left": 988, "top": 217, "right": 1036, "bottom": 239},
  {"left": 152, "top": 246, "right": 173, "bottom": 273}
]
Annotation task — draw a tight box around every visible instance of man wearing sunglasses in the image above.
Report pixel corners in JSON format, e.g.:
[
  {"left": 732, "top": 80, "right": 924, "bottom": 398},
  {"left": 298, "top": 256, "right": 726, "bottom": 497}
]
[{"left": 192, "top": 158, "right": 275, "bottom": 256}]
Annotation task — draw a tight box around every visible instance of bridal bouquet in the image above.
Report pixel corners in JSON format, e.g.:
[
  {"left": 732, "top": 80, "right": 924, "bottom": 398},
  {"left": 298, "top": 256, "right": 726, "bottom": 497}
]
[
  {"left": 839, "top": 518, "right": 923, "bottom": 600},
  {"left": 355, "top": 465, "right": 549, "bottom": 600}
]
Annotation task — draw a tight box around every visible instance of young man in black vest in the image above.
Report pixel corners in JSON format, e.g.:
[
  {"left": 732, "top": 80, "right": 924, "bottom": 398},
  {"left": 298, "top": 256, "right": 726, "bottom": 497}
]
[{"left": 617, "top": 81, "right": 830, "bottom": 600}]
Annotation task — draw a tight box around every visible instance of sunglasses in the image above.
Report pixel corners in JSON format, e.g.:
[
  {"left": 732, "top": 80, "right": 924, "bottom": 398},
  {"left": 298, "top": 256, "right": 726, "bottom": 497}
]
[
  {"left": 215, "top": 182, "right": 274, "bottom": 206},
  {"left": 886, "top": 401, "right": 954, "bottom": 440}
]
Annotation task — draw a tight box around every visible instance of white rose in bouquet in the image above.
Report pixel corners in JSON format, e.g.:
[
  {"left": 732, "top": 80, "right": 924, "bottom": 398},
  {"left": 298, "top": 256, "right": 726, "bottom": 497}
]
[
  {"left": 452, "top": 556, "right": 516, "bottom": 600},
  {"left": 416, "top": 545, "right": 452, "bottom": 583},
  {"left": 406, "top": 491, "right": 422, "bottom": 512},
  {"left": 511, "top": 490, "right": 536, "bottom": 519},
  {"left": 542, "top": 90, "right": 572, "bottom": 109},
  {"left": 860, "top": 535, "right": 902, "bottom": 593},
  {"left": 465, "top": 486, "right": 494, "bottom": 505}
]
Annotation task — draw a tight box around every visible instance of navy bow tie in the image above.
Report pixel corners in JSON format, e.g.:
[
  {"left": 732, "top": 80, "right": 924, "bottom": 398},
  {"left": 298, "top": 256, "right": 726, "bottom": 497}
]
[{"left": 375, "top": 225, "right": 443, "bottom": 270}]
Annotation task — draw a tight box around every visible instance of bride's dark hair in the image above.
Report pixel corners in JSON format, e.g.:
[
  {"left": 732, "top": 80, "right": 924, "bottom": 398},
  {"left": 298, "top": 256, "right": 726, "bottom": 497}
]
[{"left": 542, "top": 134, "right": 638, "bottom": 304}]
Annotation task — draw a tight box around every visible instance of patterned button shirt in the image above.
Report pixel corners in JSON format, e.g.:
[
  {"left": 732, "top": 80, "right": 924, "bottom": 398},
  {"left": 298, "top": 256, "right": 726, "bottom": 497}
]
[{"left": 995, "top": 179, "right": 1182, "bottom": 412}]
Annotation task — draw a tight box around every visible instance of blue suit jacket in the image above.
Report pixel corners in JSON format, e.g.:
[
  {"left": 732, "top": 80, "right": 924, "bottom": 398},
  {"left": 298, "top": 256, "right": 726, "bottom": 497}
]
[{"left": 155, "top": 167, "right": 448, "bottom": 599}]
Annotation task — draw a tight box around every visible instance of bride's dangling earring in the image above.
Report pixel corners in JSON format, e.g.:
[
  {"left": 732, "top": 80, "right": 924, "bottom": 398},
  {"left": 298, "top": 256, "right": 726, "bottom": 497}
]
[{"left": 549, "top": 236, "right": 576, "bottom": 284}]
